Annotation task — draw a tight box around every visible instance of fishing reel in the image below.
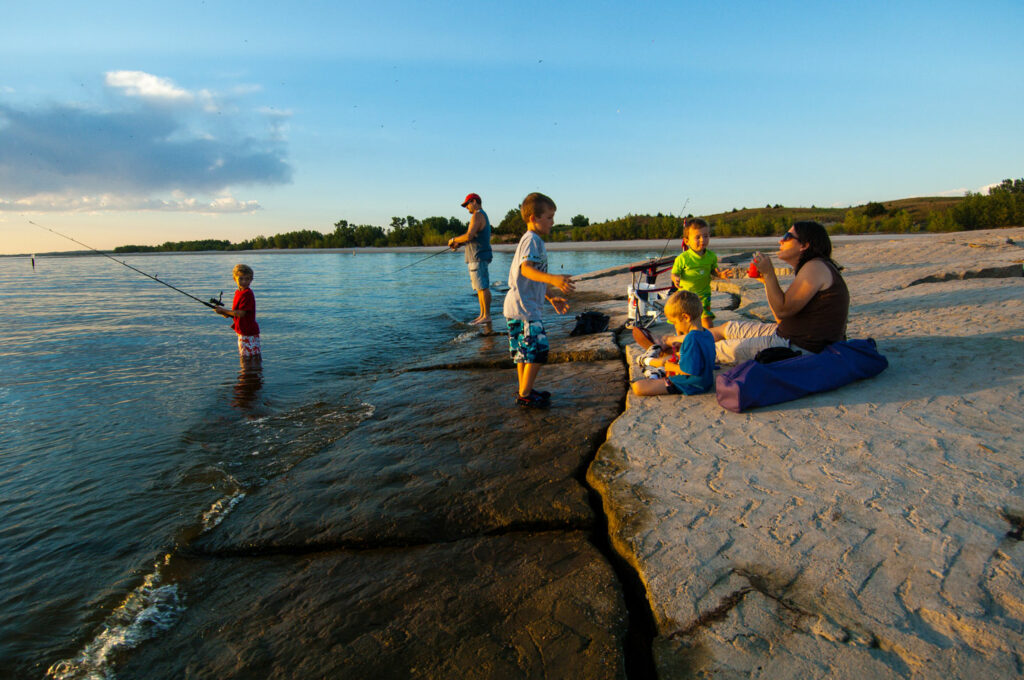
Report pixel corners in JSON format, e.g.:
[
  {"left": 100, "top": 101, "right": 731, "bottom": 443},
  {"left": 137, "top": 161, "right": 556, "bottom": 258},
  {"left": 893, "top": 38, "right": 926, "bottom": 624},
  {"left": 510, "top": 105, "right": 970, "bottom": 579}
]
[{"left": 209, "top": 291, "right": 224, "bottom": 307}]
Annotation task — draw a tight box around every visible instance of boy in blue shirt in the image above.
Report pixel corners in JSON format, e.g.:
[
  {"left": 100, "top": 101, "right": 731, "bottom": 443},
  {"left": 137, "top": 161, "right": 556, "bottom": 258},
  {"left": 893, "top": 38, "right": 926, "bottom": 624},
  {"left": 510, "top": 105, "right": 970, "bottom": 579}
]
[
  {"left": 631, "top": 290, "right": 715, "bottom": 396},
  {"left": 503, "top": 192, "right": 576, "bottom": 408}
]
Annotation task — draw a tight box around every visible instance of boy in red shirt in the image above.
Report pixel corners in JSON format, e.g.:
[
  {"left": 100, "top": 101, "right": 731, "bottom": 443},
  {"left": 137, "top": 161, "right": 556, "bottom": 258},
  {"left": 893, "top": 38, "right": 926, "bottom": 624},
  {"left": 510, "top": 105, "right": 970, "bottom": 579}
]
[{"left": 214, "top": 264, "right": 261, "bottom": 360}]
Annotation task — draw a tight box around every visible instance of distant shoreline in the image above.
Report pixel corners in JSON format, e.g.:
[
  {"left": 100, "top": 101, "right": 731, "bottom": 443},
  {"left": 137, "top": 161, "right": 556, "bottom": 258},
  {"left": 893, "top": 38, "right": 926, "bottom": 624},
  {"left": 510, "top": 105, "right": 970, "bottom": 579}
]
[{"left": 6, "top": 233, "right": 931, "bottom": 258}]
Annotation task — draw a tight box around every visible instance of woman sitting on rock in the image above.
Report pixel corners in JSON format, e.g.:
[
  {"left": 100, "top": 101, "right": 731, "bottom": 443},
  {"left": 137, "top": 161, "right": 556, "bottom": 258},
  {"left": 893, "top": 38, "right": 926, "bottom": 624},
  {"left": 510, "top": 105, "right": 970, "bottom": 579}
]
[{"left": 711, "top": 221, "right": 849, "bottom": 363}]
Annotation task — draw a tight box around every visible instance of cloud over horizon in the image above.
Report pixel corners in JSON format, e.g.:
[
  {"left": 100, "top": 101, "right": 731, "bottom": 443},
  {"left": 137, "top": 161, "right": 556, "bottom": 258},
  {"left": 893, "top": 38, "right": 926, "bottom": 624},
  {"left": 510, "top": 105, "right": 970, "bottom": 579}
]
[{"left": 0, "top": 71, "right": 291, "bottom": 212}]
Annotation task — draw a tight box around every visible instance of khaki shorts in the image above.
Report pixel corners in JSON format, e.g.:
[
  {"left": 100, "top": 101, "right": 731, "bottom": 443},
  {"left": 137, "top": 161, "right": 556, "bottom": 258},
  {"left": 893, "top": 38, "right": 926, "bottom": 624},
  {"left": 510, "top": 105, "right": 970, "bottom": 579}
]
[
  {"left": 714, "top": 320, "right": 789, "bottom": 364},
  {"left": 468, "top": 261, "right": 490, "bottom": 291}
]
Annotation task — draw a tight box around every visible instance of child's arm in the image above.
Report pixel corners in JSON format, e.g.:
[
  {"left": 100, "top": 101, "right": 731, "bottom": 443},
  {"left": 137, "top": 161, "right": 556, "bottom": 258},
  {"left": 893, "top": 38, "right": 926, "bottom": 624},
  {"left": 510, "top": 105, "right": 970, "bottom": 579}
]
[
  {"left": 520, "top": 262, "right": 574, "bottom": 314},
  {"left": 520, "top": 262, "right": 574, "bottom": 293},
  {"left": 546, "top": 296, "right": 570, "bottom": 314},
  {"left": 643, "top": 356, "right": 692, "bottom": 376},
  {"left": 214, "top": 306, "right": 247, "bottom": 319},
  {"left": 659, "top": 333, "right": 685, "bottom": 347},
  {"left": 712, "top": 266, "right": 738, "bottom": 279}
]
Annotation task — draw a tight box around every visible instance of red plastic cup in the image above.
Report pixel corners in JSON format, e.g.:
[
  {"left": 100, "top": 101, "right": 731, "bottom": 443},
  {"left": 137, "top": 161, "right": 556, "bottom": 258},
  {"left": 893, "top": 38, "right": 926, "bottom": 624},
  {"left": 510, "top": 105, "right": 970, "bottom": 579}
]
[{"left": 748, "top": 261, "right": 760, "bottom": 278}]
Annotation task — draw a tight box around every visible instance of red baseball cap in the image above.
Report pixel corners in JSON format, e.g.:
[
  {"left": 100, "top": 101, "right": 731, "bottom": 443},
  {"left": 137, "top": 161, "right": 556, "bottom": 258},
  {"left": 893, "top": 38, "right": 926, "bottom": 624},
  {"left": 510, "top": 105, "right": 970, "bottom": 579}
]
[{"left": 461, "top": 193, "right": 481, "bottom": 207}]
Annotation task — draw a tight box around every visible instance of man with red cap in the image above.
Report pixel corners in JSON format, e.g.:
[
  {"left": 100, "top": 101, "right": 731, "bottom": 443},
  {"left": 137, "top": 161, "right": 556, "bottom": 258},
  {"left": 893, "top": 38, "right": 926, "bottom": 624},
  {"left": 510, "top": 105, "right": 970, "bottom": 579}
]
[{"left": 449, "top": 192, "right": 493, "bottom": 324}]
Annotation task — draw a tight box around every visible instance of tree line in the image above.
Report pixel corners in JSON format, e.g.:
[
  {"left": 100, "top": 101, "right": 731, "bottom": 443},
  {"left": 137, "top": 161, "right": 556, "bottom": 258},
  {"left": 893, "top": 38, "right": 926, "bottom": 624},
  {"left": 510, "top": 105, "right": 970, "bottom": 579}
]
[
  {"left": 114, "top": 216, "right": 469, "bottom": 252},
  {"left": 113, "top": 178, "right": 1022, "bottom": 253}
]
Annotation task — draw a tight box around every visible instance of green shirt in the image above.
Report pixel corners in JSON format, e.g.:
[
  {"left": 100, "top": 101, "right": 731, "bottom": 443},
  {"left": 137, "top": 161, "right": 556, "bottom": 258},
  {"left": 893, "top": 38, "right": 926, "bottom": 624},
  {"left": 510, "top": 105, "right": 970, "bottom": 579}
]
[{"left": 671, "top": 249, "right": 718, "bottom": 300}]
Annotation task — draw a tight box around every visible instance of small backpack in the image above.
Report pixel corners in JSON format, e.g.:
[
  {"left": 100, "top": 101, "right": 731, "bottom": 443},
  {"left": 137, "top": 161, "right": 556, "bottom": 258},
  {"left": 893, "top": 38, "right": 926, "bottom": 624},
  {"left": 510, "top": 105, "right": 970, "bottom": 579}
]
[{"left": 570, "top": 310, "right": 610, "bottom": 336}]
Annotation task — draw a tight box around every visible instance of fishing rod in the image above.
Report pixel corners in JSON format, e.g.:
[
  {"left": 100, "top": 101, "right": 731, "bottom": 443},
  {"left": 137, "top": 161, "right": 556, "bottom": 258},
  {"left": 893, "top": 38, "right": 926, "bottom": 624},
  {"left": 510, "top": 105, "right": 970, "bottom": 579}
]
[
  {"left": 391, "top": 246, "right": 452, "bottom": 274},
  {"left": 658, "top": 197, "right": 691, "bottom": 261},
  {"left": 28, "top": 220, "right": 224, "bottom": 309}
]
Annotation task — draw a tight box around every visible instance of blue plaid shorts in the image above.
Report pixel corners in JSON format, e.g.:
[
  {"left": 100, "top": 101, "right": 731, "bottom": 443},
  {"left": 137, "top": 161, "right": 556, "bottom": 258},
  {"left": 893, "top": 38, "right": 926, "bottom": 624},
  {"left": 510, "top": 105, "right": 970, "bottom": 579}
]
[{"left": 507, "top": 319, "right": 549, "bottom": 364}]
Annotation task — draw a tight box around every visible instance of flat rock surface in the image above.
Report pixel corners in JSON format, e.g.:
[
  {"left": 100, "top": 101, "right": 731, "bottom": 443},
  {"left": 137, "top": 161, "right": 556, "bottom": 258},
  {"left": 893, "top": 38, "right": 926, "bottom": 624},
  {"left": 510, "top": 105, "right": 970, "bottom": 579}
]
[
  {"left": 169, "top": 310, "right": 634, "bottom": 678},
  {"left": 589, "top": 228, "right": 1024, "bottom": 678},
  {"left": 194, "top": 359, "right": 625, "bottom": 552},
  {"left": 119, "top": 532, "right": 628, "bottom": 680}
]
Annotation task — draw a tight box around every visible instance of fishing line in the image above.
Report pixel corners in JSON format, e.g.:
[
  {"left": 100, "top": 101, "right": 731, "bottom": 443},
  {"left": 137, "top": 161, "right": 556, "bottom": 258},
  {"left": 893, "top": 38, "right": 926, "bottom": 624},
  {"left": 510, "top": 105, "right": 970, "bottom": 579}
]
[
  {"left": 391, "top": 246, "right": 452, "bottom": 273},
  {"left": 28, "top": 220, "right": 222, "bottom": 309},
  {"left": 658, "top": 197, "right": 690, "bottom": 261}
]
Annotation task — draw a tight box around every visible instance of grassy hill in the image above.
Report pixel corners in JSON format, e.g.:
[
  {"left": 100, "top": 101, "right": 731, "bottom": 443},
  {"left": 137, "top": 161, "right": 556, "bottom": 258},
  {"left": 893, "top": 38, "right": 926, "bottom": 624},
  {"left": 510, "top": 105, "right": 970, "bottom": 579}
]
[
  {"left": 550, "top": 195, "right": 977, "bottom": 241},
  {"left": 700, "top": 196, "right": 962, "bottom": 225}
]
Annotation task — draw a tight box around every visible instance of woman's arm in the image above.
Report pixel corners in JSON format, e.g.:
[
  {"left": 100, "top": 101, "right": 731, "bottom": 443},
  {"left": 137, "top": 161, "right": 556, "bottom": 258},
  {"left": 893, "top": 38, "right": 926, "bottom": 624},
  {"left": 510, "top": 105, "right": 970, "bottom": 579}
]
[{"left": 755, "top": 254, "right": 832, "bottom": 322}]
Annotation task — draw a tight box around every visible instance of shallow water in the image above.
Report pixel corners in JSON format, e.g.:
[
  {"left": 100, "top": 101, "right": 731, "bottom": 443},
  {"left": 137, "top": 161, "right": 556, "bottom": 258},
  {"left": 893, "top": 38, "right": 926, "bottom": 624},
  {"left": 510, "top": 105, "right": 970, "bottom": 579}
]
[{"left": 0, "top": 246, "right": 659, "bottom": 678}]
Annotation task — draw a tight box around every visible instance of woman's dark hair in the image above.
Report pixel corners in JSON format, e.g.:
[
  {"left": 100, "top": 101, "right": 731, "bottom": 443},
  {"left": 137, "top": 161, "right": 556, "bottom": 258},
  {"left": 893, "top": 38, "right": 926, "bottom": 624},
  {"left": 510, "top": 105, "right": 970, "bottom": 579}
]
[{"left": 791, "top": 220, "right": 840, "bottom": 272}]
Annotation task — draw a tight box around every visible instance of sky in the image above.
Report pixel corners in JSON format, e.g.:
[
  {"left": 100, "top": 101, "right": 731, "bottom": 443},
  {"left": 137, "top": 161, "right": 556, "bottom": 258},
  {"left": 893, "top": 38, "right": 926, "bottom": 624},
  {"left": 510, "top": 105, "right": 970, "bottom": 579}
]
[{"left": 1, "top": 0, "right": 1022, "bottom": 255}]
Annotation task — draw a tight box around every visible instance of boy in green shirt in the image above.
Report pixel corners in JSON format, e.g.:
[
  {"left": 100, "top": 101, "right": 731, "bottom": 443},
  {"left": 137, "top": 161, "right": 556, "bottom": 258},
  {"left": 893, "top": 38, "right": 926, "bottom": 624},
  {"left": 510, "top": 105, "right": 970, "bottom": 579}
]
[{"left": 670, "top": 218, "right": 733, "bottom": 329}]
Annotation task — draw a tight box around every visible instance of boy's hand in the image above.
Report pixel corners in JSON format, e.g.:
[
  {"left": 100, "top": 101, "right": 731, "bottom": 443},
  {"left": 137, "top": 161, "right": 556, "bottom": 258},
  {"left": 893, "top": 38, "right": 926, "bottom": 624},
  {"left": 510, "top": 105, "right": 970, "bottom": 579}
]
[
  {"left": 553, "top": 274, "right": 575, "bottom": 294},
  {"left": 547, "top": 296, "right": 570, "bottom": 314}
]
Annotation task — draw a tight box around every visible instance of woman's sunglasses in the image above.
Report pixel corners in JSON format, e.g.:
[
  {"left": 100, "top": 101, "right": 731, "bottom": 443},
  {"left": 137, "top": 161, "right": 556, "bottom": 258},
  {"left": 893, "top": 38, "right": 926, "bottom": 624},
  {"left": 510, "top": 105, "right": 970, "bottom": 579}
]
[{"left": 781, "top": 231, "right": 799, "bottom": 242}]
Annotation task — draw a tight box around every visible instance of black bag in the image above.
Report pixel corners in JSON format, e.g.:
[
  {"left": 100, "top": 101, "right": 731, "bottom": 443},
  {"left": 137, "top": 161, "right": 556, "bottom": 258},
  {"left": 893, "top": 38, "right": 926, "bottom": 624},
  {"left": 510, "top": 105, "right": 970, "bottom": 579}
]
[
  {"left": 570, "top": 311, "right": 610, "bottom": 336},
  {"left": 754, "top": 346, "right": 802, "bottom": 363}
]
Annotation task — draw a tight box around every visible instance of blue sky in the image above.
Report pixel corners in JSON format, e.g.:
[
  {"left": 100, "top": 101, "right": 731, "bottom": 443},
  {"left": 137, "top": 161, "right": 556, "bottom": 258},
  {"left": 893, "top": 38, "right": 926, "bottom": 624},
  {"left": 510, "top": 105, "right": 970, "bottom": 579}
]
[{"left": 2, "top": 0, "right": 1022, "bottom": 254}]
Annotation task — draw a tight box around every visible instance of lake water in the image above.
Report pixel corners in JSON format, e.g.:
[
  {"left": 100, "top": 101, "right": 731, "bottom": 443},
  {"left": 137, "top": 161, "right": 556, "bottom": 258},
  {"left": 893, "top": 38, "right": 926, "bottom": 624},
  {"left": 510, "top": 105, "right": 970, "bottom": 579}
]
[{"left": 0, "top": 246, "right": 664, "bottom": 679}]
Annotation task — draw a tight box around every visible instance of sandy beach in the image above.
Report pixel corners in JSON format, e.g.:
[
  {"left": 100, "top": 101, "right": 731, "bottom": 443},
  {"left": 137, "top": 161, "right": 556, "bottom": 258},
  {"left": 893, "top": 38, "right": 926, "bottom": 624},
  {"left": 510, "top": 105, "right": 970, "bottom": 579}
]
[{"left": 580, "top": 227, "right": 1024, "bottom": 677}]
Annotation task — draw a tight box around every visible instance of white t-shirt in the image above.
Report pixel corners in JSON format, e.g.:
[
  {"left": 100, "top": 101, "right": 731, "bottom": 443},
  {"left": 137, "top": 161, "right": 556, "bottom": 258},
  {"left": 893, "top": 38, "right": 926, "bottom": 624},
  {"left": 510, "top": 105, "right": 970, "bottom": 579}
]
[{"left": 503, "top": 230, "right": 548, "bottom": 321}]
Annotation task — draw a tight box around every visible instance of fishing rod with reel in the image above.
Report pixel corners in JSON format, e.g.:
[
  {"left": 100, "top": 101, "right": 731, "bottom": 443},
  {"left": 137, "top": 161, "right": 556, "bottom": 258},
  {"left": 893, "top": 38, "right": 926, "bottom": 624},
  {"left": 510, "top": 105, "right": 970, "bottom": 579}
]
[{"left": 28, "top": 220, "right": 225, "bottom": 309}]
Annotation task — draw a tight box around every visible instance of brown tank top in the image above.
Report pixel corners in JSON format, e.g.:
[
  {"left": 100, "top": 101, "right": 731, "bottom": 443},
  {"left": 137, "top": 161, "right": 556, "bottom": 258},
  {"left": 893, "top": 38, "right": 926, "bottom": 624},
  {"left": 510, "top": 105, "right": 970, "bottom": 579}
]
[{"left": 777, "top": 259, "right": 849, "bottom": 353}]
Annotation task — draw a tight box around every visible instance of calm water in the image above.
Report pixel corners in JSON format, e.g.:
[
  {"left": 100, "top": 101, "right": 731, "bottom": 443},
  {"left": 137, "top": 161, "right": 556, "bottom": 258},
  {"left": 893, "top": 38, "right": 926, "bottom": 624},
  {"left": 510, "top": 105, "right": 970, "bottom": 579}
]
[{"left": 0, "top": 247, "right": 657, "bottom": 679}]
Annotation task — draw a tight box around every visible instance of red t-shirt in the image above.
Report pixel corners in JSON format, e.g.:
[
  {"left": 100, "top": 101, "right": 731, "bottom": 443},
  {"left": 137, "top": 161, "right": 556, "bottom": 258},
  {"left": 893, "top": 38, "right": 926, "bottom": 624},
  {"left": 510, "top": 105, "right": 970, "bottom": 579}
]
[{"left": 232, "top": 288, "right": 260, "bottom": 337}]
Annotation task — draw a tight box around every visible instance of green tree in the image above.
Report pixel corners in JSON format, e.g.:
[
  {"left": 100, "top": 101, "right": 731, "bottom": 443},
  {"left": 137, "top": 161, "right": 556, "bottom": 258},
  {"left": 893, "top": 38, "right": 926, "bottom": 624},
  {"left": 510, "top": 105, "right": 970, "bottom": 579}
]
[
  {"left": 864, "top": 202, "right": 886, "bottom": 217},
  {"left": 571, "top": 214, "right": 590, "bottom": 227},
  {"left": 496, "top": 208, "right": 527, "bottom": 238},
  {"left": 990, "top": 178, "right": 1024, "bottom": 195}
]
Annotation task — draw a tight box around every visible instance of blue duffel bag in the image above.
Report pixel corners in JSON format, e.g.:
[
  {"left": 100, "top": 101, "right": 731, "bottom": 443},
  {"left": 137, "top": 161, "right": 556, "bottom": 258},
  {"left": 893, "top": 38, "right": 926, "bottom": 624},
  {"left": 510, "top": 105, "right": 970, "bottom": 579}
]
[{"left": 715, "top": 338, "right": 888, "bottom": 413}]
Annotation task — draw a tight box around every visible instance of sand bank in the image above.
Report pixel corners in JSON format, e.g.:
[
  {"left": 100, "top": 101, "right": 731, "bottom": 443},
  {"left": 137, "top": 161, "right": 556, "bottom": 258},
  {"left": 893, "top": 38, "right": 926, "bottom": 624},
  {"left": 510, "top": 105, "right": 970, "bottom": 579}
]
[{"left": 584, "top": 227, "right": 1024, "bottom": 678}]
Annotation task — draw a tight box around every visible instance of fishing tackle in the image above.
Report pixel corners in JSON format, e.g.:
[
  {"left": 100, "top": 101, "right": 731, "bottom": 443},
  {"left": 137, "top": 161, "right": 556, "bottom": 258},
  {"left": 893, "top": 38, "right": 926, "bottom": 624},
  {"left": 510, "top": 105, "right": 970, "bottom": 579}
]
[
  {"left": 28, "top": 220, "right": 223, "bottom": 309},
  {"left": 626, "top": 198, "right": 690, "bottom": 329}
]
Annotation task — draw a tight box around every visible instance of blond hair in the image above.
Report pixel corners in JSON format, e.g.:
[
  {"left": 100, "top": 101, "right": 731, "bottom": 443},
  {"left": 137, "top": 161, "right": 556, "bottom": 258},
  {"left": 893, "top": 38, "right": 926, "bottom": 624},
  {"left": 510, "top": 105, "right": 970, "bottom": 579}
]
[
  {"left": 664, "top": 290, "right": 702, "bottom": 321},
  {"left": 232, "top": 264, "right": 254, "bottom": 278},
  {"left": 520, "top": 192, "right": 557, "bottom": 222}
]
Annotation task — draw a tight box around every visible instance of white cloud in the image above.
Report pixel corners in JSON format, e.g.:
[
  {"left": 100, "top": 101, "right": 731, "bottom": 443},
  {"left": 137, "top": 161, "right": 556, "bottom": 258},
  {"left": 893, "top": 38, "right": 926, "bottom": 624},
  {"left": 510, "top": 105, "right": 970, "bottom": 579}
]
[
  {"left": 0, "top": 191, "right": 262, "bottom": 213},
  {"left": 105, "top": 71, "right": 193, "bottom": 103},
  {"left": 0, "top": 74, "right": 292, "bottom": 209}
]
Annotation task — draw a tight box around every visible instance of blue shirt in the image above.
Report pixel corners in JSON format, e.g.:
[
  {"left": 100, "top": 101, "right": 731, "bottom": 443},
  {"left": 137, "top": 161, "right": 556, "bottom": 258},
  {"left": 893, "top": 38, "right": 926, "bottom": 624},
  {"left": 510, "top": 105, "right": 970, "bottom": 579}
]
[
  {"left": 463, "top": 210, "right": 492, "bottom": 264},
  {"left": 667, "top": 328, "right": 716, "bottom": 395}
]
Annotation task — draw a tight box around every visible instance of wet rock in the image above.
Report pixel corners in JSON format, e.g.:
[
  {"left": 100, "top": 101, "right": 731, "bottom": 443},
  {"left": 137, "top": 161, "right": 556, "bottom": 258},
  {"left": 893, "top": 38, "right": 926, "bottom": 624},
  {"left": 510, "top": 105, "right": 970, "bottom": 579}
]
[
  {"left": 193, "top": 360, "right": 626, "bottom": 553},
  {"left": 119, "top": 532, "right": 628, "bottom": 680}
]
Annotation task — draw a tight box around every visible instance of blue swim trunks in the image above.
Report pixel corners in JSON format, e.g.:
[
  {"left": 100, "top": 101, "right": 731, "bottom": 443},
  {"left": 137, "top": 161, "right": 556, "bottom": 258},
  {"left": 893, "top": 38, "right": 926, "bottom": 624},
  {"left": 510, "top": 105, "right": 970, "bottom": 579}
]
[{"left": 507, "top": 319, "right": 549, "bottom": 364}]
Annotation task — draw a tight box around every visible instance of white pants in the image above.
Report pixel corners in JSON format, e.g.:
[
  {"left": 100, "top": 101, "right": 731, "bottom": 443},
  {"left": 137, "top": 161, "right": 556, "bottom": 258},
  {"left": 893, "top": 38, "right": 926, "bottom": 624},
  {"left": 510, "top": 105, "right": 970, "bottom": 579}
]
[{"left": 715, "top": 320, "right": 790, "bottom": 364}]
